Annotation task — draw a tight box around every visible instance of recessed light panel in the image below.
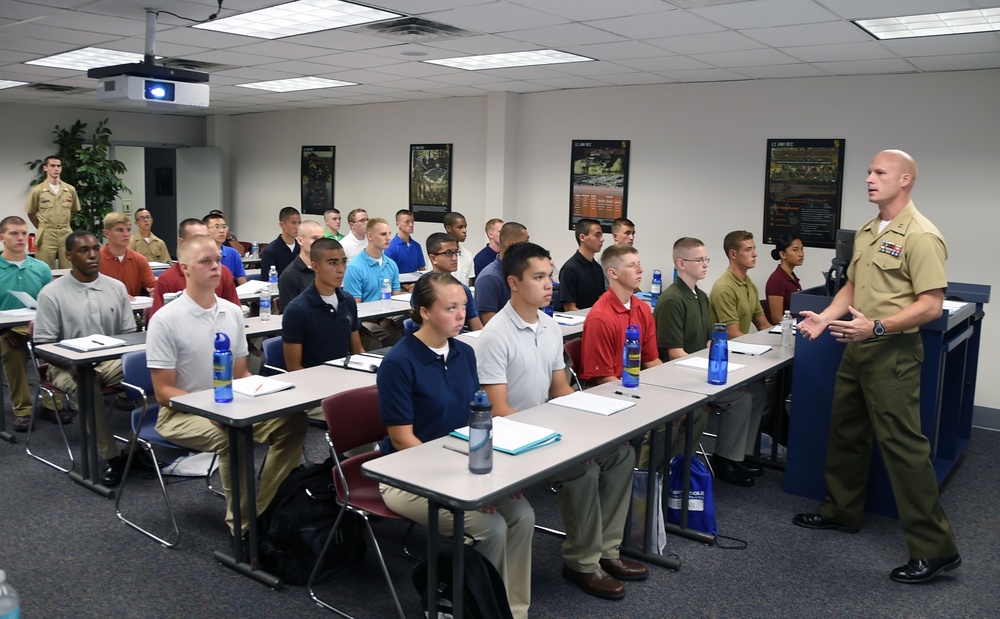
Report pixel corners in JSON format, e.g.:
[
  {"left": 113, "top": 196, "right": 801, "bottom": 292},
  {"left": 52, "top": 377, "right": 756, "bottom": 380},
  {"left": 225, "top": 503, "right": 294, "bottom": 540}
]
[
  {"left": 26, "top": 47, "right": 149, "bottom": 71},
  {"left": 236, "top": 77, "right": 357, "bottom": 92},
  {"left": 426, "top": 50, "right": 594, "bottom": 71},
  {"left": 194, "top": 0, "right": 400, "bottom": 40},
  {"left": 0, "top": 80, "right": 29, "bottom": 90},
  {"left": 855, "top": 8, "right": 1000, "bottom": 40}
]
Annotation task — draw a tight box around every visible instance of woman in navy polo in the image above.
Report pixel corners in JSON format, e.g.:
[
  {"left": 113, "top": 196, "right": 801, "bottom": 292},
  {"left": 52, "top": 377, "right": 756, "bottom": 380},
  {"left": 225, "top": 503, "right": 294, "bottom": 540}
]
[{"left": 377, "top": 272, "right": 534, "bottom": 619}]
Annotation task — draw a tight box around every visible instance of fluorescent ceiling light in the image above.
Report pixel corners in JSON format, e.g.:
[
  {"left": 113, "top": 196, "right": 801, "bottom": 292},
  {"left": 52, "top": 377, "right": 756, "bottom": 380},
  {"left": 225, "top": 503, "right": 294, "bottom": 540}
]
[
  {"left": 426, "top": 50, "right": 594, "bottom": 71},
  {"left": 194, "top": 0, "right": 400, "bottom": 40},
  {"left": 25, "top": 47, "right": 150, "bottom": 71},
  {"left": 0, "top": 80, "right": 29, "bottom": 90},
  {"left": 855, "top": 8, "right": 1000, "bottom": 40},
  {"left": 236, "top": 77, "right": 357, "bottom": 92}
]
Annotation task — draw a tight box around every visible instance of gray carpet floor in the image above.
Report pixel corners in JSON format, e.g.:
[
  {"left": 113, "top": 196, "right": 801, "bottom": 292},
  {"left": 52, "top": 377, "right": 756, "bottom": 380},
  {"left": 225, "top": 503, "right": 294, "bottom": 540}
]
[{"left": 1, "top": 400, "right": 998, "bottom": 618}]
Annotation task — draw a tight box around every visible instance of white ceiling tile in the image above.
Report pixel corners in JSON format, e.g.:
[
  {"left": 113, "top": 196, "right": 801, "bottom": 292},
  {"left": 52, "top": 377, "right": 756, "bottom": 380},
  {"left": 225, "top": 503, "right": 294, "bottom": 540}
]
[
  {"left": 527, "top": 75, "right": 616, "bottom": 89},
  {"left": 655, "top": 68, "right": 751, "bottom": 82},
  {"left": 0, "top": 50, "right": 38, "bottom": 64},
  {"left": 415, "top": 70, "right": 507, "bottom": 85},
  {"left": 561, "top": 40, "right": 671, "bottom": 60},
  {"left": 154, "top": 26, "right": 262, "bottom": 50},
  {"left": 742, "top": 21, "right": 873, "bottom": 47},
  {"left": 691, "top": 0, "right": 839, "bottom": 29},
  {"left": 693, "top": 48, "right": 800, "bottom": 67},
  {"left": 647, "top": 31, "right": 766, "bottom": 55},
  {"left": 731, "top": 63, "right": 832, "bottom": 78},
  {"left": 908, "top": 51, "right": 1000, "bottom": 70},
  {"left": 256, "top": 59, "right": 353, "bottom": 76},
  {"left": 4, "top": 23, "right": 116, "bottom": 46},
  {"left": 369, "top": 61, "right": 463, "bottom": 78},
  {"left": 426, "top": 3, "right": 569, "bottom": 33},
  {"left": 475, "top": 80, "right": 554, "bottom": 93},
  {"left": 227, "top": 41, "right": 331, "bottom": 60},
  {"left": 317, "top": 68, "right": 404, "bottom": 83},
  {"left": 424, "top": 34, "right": 544, "bottom": 54},
  {"left": 813, "top": 0, "right": 978, "bottom": 20},
  {"left": 359, "top": 0, "right": 495, "bottom": 13},
  {"left": 474, "top": 65, "right": 570, "bottom": 80},
  {"left": 303, "top": 52, "right": 402, "bottom": 69},
  {"left": 0, "top": 2, "right": 57, "bottom": 20},
  {"left": 616, "top": 55, "right": 713, "bottom": 71},
  {"left": 284, "top": 30, "right": 401, "bottom": 52},
  {"left": 512, "top": 0, "right": 671, "bottom": 21},
  {"left": 182, "top": 49, "right": 288, "bottom": 67},
  {"left": 881, "top": 31, "right": 1000, "bottom": 56},
  {"left": 502, "top": 23, "right": 625, "bottom": 48},
  {"left": 0, "top": 34, "right": 69, "bottom": 55},
  {"left": 589, "top": 71, "right": 676, "bottom": 85},
  {"left": 544, "top": 60, "right": 640, "bottom": 76},
  {"left": 782, "top": 41, "right": 897, "bottom": 63},
  {"left": 417, "top": 85, "right": 491, "bottom": 96},
  {"left": 596, "top": 9, "right": 726, "bottom": 39},
  {"left": 813, "top": 58, "right": 918, "bottom": 74},
  {"left": 213, "top": 67, "right": 299, "bottom": 81},
  {"left": 28, "top": 12, "right": 145, "bottom": 36},
  {"left": 363, "top": 43, "right": 471, "bottom": 61}
]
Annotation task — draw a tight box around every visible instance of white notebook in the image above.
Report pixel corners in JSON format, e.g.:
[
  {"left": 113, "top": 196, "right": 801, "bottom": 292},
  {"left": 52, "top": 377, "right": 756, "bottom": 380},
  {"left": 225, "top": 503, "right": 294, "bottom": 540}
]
[
  {"left": 675, "top": 357, "right": 746, "bottom": 372},
  {"left": 326, "top": 353, "right": 384, "bottom": 373},
  {"left": 231, "top": 376, "right": 293, "bottom": 397},
  {"left": 8, "top": 290, "right": 37, "bottom": 309},
  {"left": 236, "top": 280, "right": 270, "bottom": 295},
  {"left": 728, "top": 341, "right": 771, "bottom": 356},
  {"left": 58, "top": 334, "right": 126, "bottom": 352},
  {"left": 451, "top": 416, "right": 561, "bottom": 455},
  {"left": 552, "top": 313, "right": 586, "bottom": 326},
  {"left": 549, "top": 392, "right": 636, "bottom": 416}
]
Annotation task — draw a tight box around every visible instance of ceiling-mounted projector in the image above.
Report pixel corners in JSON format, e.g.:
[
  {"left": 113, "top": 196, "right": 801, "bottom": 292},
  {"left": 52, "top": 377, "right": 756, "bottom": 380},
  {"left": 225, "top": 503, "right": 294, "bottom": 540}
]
[{"left": 95, "top": 74, "right": 210, "bottom": 107}]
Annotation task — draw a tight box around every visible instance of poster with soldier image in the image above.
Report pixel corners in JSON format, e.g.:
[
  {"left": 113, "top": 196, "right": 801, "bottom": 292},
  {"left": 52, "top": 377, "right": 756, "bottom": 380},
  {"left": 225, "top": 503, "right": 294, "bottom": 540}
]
[
  {"left": 410, "top": 143, "right": 452, "bottom": 223},
  {"left": 569, "top": 140, "right": 629, "bottom": 232},
  {"left": 301, "top": 145, "right": 334, "bottom": 215},
  {"left": 763, "top": 139, "right": 845, "bottom": 249}
]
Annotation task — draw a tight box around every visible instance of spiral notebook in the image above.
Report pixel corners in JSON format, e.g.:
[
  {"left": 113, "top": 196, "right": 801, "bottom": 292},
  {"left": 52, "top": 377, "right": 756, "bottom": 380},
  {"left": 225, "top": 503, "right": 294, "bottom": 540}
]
[{"left": 451, "top": 417, "right": 561, "bottom": 455}]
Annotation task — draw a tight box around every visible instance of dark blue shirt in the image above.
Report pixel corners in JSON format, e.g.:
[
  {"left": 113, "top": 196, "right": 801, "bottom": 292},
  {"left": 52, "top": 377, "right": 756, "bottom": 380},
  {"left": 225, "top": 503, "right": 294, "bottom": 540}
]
[
  {"left": 384, "top": 235, "right": 425, "bottom": 273},
  {"left": 261, "top": 235, "right": 299, "bottom": 280},
  {"left": 473, "top": 244, "right": 498, "bottom": 279},
  {"left": 378, "top": 333, "right": 478, "bottom": 455},
  {"left": 473, "top": 256, "right": 509, "bottom": 315},
  {"left": 280, "top": 284, "right": 360, "bottom": 368}
]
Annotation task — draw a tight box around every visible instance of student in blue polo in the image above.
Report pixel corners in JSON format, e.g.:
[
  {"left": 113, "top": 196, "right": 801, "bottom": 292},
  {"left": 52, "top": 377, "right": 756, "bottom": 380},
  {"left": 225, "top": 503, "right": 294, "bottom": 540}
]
[{"left": 383, "top": 209, "right": 426, "bottom": 276}]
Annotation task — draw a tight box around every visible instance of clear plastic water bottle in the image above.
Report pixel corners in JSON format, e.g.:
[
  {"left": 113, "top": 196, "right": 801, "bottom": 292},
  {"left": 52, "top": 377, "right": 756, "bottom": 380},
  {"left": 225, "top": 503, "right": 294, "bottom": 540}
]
[
  {"left": 213, "top": 333, "right": 233, "bottom": 403},
  {"left": 0, "top": 570, "right": 19, "bottom": 619},
  {"left": 381, "top": 278, "right": 391, "bottom": 301},
  {"left": 268, "top": 265, "right": 278, "bottom": 295},
  {"left": 650, "top": 269, "right": 663, "bottom": 309},
  {"left": 251, "top": 242, "right": 259, "bottom": 259},
  {"left": 468, "top": 390, "right": 493, "bottom": 475},
  {"left": 781, "top": 310, "right": 794, "bottom": 348},
  {"left": 259, "top": 286, "right": 271, "bottom": 322},
  {"left": 622, "top": 323, "right": 641, "bottom": 390},
  {"left": 708, "top": 323, "right": 728, "bottom": 385}
]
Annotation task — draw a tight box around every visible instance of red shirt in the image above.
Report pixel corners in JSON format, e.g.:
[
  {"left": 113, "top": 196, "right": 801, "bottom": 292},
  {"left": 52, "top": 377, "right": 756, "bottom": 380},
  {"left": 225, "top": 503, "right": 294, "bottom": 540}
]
[
  {"left": 579, "top": 288, "right": 658, "bottom": 381},
  {"left": 764, "top": 265, "right": 801, "bottom": 324},
  {"left": 148, "top": 263, "right": 240, "bottom": 320},
  {"left": 99, "top": 245, "right": 156, "bottom": 297}
]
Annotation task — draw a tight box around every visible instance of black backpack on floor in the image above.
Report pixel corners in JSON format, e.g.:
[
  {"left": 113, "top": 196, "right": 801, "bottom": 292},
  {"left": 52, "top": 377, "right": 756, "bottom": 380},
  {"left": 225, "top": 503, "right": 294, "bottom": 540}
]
[
  {"left": 257, "top": 457, "right": 367, "bottom": 586},
  {"left": 412, "top": 545, "right": 514, "bottom": 619}
]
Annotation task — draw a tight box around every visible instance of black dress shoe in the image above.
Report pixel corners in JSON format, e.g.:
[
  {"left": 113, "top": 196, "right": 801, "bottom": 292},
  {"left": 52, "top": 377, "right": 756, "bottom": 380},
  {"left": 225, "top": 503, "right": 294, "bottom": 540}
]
[
  {"left": 735, "top": 460, "right": 764, "bottom": 477},
  {"left": 792, "top": 513, "right": 860, "bottom": 533},
  {"left": 710, "top": 455, "right": 754, "bottom": 487},
  {"left": 890, "top": 555, "right": 961, "bottom": 584},
  {"left": 12, "top": 415, "right": 31, "bottom": 432},
  {"left": 101, "top": 455, "right": 127, "bottom": 486},
  {"left": 599, "top": 557, "right": 648, "bottom": 581},
  {"left": 562, "top": 566, "right": 625, "bottom": 600},
  {"left": 38, "top": 406, "right": 73, "bottom": 425}
]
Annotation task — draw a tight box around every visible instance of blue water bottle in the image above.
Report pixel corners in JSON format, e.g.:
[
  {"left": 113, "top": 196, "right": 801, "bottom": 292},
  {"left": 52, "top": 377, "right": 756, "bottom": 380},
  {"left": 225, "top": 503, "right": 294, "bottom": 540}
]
[
  {"left": 622, "top": 324, "right": 641, "bottom": 390},
  {"left": 468, "top": 390, "right": 493, "bottom": 475},
  {"left": 650, "top": 269, "right": 663, "bottom": 309},
  {"left": 708, "top": 323, "right": 728, "bottom": 385},
  {"left": 213, "top": 332, "right": 233, "bottom": 403}
]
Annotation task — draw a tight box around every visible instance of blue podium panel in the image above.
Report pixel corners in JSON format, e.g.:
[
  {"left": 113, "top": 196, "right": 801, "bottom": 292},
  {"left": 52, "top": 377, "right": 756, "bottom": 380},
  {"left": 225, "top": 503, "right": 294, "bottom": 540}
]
[{"left": 784, "top": 282, "right": 988, "bottom": 519}]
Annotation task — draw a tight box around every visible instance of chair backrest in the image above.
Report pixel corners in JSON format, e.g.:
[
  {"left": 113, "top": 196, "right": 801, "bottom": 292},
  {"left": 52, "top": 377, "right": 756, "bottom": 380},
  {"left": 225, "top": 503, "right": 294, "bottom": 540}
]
[
  {"left": 261, "top": 336, "right": 286, "bottom": 375},
  {"left": 403, "top": 318, "right": 418, "bottom": 335},
  {"left": 121, "top": 350, "right": 153, "bottom": 401},
  {"left": 321, "top": 385, "right": 384, "bottom": 454},
  {"left": 564, "top": 337, "right": 583, "bottom": 374}
]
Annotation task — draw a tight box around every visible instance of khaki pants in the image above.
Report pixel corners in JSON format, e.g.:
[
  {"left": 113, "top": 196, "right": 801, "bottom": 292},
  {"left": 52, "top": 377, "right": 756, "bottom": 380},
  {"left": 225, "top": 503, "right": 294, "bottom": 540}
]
[
  {"left": 637, "top": 407, "right": 711, "bottom": 471},
  {"left": 1, "top": 327, "right": 32, "bottom": 418},
  {"left": 548, "top": 443, "right": 634, "bottom": 573},
  {"left": 156, "top": 405, "right": 308, "bottom": 534},
  {"left": 380, "top": 484, "right": 534, "bottom": 619},
  {"left": 35, "top": 226, "right": 73, "bottom": 269},
  {"left": 47, "top": 360, "right": 123, "bottom": 460}
]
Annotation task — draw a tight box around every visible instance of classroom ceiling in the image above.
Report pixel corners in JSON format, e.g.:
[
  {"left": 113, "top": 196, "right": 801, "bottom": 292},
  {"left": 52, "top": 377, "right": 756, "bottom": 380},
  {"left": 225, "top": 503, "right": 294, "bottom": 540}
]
[{"left": 1, "top": 0, "right": 998, "bottom": 117}]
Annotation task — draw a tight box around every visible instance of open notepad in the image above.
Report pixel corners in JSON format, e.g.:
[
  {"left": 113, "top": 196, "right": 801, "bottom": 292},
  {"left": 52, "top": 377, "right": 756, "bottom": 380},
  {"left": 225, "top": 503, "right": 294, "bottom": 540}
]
[
  {"left": 57, "top": 334, "right": 127, "bottom": 352},
  {"left": 552, "top": 313, "right": 586, "bottom": 326},
  {"left": 232, "top": 376, "right": 294, "bottom": 397},
  {"left": 451, "top": 416, "right": 561, "bottom": 455},
  {"left": 728, "top": 341, "right": 771, "bottom": 356},
  {"left": 235, "top": 280, "right": 270, "bottom": 295},
  {"left": 8, "top": 290, "right": 37, "bottom": 309},
  {"left": 675, "top": 357, "right": 746, "bottom": 372},
  {"left": 326, "top": 353, "right": 384, "bottom": 373},
  {"left": 549, "top": 392, "right": 636, "bottom": 416}
]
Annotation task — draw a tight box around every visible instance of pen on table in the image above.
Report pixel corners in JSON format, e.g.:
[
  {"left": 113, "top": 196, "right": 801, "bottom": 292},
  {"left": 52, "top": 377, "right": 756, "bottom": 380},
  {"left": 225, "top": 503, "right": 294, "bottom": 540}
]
[
  {"left": 442, "top": 444, "right": 468, "bottom": 456},
  {"left": 254, "top": 383, "right": 263, "bottom": 394},
  {"left": 92, "top": 339, "right": 104, "bottom": 345},
  {"left": 614, "top": 390, "right": 641, "bottom": 400}
]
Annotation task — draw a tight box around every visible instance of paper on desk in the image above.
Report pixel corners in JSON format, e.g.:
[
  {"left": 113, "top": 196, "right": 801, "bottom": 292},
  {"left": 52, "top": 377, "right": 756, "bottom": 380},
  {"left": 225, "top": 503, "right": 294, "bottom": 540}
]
[
  {"left": 236, "top": 280, "right": 270, "bottom": 295},
  {"left": 461, "top": 330, "right": 482, "bottom": 338},
  {"left": 394, "top": 293, "right": 413, "bottom": 303},
  {"left": 452, "top": 416, "right": 561, "bottom": 455},
  {"left": 147, "top": 261, "right": 171, "bottom": 270},
  {"left": 549, "top": 391, "right": 635, "bottom": 416},
  {"left": 8, "top": 290, "right": 37, "bottom": 309},
  {"left": 728, "top": 341, "right": 771, "bottom": 356},
  {"left": 675, "top": 357, "right": 745, "bottom": 372},
  {"left": 58, "top": 333, "right": 126, "bottom": 352},
  {"left": 130, "top": 296, "right": 153, "bottom": 309},
  {"left": 232, "top": 375, "right": 293, "bottom": 397},
  {"left": 0, "top": 308, "right": 35, "bottom": 318},
  {"left": 942, "top": 300, "right": 968, "bottom": 314},
  {"left": 768, "top": 324, "right": 797, "bottom": 334},
  {"left": 326, "top": 353, "right": 384, "bottom": 373},
  {"left": 553, "top": 313, "right": 586, "bottom": 326}
]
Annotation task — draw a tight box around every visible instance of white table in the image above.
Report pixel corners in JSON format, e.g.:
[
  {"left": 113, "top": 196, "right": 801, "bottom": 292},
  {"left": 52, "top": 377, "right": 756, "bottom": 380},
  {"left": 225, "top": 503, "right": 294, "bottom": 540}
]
[
  {"left": 356, "top": 298, "right": 411, "bottom": 321},
  {"left": 244, "top": 314, "right": 283, "bottom": 338}
]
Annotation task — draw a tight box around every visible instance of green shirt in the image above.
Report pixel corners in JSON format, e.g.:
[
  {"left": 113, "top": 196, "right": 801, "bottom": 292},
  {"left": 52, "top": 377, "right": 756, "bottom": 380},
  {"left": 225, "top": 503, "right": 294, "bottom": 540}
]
[
  {"left": 710, "top": 268, "right": 764, "bottom": 334},
  {"left": 0, "top": 255, "right": 52, "bottom": 311},
  {"left": 324, "top": 230, "right": 345, "bottom": 241},
  {"left": 654, "top": 279, "right": 711, "bottom": 358}
]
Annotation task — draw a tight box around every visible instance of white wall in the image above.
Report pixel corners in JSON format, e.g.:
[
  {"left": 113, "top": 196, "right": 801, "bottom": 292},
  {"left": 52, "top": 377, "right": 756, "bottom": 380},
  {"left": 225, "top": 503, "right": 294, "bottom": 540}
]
[
  {"left": 222, "top": 69, "right": 1000, "bottom": 408},
  {"left": 114, "top": 145, "right": 145, "bottom": 215}
]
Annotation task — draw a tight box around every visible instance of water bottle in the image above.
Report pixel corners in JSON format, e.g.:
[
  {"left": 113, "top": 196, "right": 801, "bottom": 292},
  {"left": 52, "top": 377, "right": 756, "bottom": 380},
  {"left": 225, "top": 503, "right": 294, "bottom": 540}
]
[
  {"left": 622, "top": 324, "right": 641, "bottom": 390},
  {"left": 780, "top": 310, "right": 794, "bottom": 348},
  {"left": 708, "top": 323, "right": 728, "bottom": 385},
  {"left": 0, "top": 570, "right": 19, "bottom": 619},
  {"left": 268, "top": 265, "right": 278, "bottom": 295},
  {"left": 259, "top": 286, "right": 271, "bottom": 322},
  {"left": 468, "top": 390, "right": 493, "bottom": 475},
  {"left": 213, "top": 333, "right": 234, "bottom": 403},
  {"left": 650, "top": 269, "right": 663, "bottom": 309},
  {"left": 250, "top": 241, "right": 259, "bottom": 259},
  {"left": 381, "top": 278, "right": 391, "bottom": 301}
]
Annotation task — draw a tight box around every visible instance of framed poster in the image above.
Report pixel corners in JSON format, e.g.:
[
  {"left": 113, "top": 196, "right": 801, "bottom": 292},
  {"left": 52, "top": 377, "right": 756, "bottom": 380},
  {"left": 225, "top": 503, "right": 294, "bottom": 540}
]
[
  {"left": 763, "top": 139, "right": 845, "bottom": 249},
  {"left": 410, "top": 143, "right": 452, "bottom": 223},
  {"left": 569, "top": 140, "right": 629, "bottom": 232},
  {"left": 301, "top": 145, "right": 334, "bottom": 215}
]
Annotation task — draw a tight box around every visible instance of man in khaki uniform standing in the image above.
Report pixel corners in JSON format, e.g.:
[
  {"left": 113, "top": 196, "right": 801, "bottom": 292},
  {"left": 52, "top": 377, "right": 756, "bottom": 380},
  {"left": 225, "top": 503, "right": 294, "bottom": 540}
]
[
  {"left": 794, "top": 150, "right": 960, "bottom": 584},
  {"left": 26, "top": 156, "right": 80, "bottom": 269}
]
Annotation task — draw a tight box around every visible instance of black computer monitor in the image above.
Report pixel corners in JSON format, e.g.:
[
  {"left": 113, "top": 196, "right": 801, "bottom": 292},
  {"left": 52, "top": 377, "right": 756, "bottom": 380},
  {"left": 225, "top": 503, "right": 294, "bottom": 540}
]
[{"left": 826, "top": 228, "right": 856, "bottom": 295}]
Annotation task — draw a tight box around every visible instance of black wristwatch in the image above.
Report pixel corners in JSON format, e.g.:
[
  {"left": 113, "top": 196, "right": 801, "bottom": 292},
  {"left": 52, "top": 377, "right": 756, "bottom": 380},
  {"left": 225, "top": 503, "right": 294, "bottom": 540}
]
[{"left": 873, "top": 319, "right": 886, "bottom": 337}]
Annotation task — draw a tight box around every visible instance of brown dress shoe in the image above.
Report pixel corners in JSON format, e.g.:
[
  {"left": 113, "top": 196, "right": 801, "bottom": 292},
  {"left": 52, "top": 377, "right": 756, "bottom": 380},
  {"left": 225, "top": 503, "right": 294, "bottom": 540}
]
[
  {"left": 599, "top": 557, "right": 649, "bottom": 581},
  {"left": 562, "top": 566, "right": 625, "bottom": 600},
  {"left": 38, "top": 407, "right": 73, "bottom": 425},
  {"left": 12, "top": 415, "right": 31, "bottom": 432}
]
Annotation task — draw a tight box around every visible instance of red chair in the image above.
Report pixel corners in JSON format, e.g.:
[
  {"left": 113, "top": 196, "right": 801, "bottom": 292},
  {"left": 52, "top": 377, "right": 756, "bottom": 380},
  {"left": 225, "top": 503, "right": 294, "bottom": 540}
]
[
  {"left": 308, "top": 385, "right": 409, "bottom": 618},
  {"left": 564, "top": 337, "right": 584, "bottom": 391}
]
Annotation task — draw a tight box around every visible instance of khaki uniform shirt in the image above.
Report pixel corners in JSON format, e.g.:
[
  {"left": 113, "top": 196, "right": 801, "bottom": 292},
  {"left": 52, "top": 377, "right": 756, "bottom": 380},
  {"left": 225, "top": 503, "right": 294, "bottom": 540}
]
[
  {"left": 848, "top": 201, "right": 947, "bottom": 331},
  {"left": 25, "top": 182, "right": 80, "bottom": 229},
  {"left": 129, "top": 230, "right": 171, "bottom": 263},
  {"left": 710, "top": 268, "right": 764, "bottom": 334}
]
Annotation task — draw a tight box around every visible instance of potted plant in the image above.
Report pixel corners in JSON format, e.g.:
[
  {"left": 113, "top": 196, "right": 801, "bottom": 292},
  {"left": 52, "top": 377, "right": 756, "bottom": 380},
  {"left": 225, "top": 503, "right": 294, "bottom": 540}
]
[{"left": 26, "top": 118, "right": 130, "bottom": 239}]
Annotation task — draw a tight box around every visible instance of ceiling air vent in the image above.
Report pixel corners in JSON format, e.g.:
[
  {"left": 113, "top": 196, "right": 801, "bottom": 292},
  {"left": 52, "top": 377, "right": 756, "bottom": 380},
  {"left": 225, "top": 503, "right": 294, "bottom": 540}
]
[
  {"left": 27, "top": 83, "right": 90, "bottom": 94},
  {"left": 349, "top": 17, "right": 473, "bottom": 43}
]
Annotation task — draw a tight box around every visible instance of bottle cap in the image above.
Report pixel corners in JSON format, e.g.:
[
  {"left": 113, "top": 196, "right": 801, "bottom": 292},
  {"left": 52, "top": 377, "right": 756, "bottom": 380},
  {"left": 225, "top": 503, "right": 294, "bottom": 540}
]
[
  {"left": 473, "top": 389, "right": 490, "bottom": 407},
  {"left": 626, "top": 324, "right": 640, "bottom": 339},
  {"left": 214, "top": 332, "right": 231, "bottom": 350},
  {"left": 713, "top": 322, "right": 727, "bottom": 333}
]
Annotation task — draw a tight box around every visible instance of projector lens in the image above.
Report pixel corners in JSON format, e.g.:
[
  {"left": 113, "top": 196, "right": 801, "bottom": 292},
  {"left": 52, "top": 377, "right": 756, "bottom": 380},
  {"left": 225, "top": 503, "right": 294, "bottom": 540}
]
[{"left": 144, "top": 80, "right": 175, "bottom": 102}]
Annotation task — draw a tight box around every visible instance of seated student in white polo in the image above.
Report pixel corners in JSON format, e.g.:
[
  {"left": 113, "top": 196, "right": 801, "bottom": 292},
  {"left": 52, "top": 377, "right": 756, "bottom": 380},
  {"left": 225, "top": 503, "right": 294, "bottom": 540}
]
[
  {"left": 148, "top": 234, "right": 307, "bottom": 541},
  {"left": 477, "top": 241, "right": 648, "bottom": 602}
]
